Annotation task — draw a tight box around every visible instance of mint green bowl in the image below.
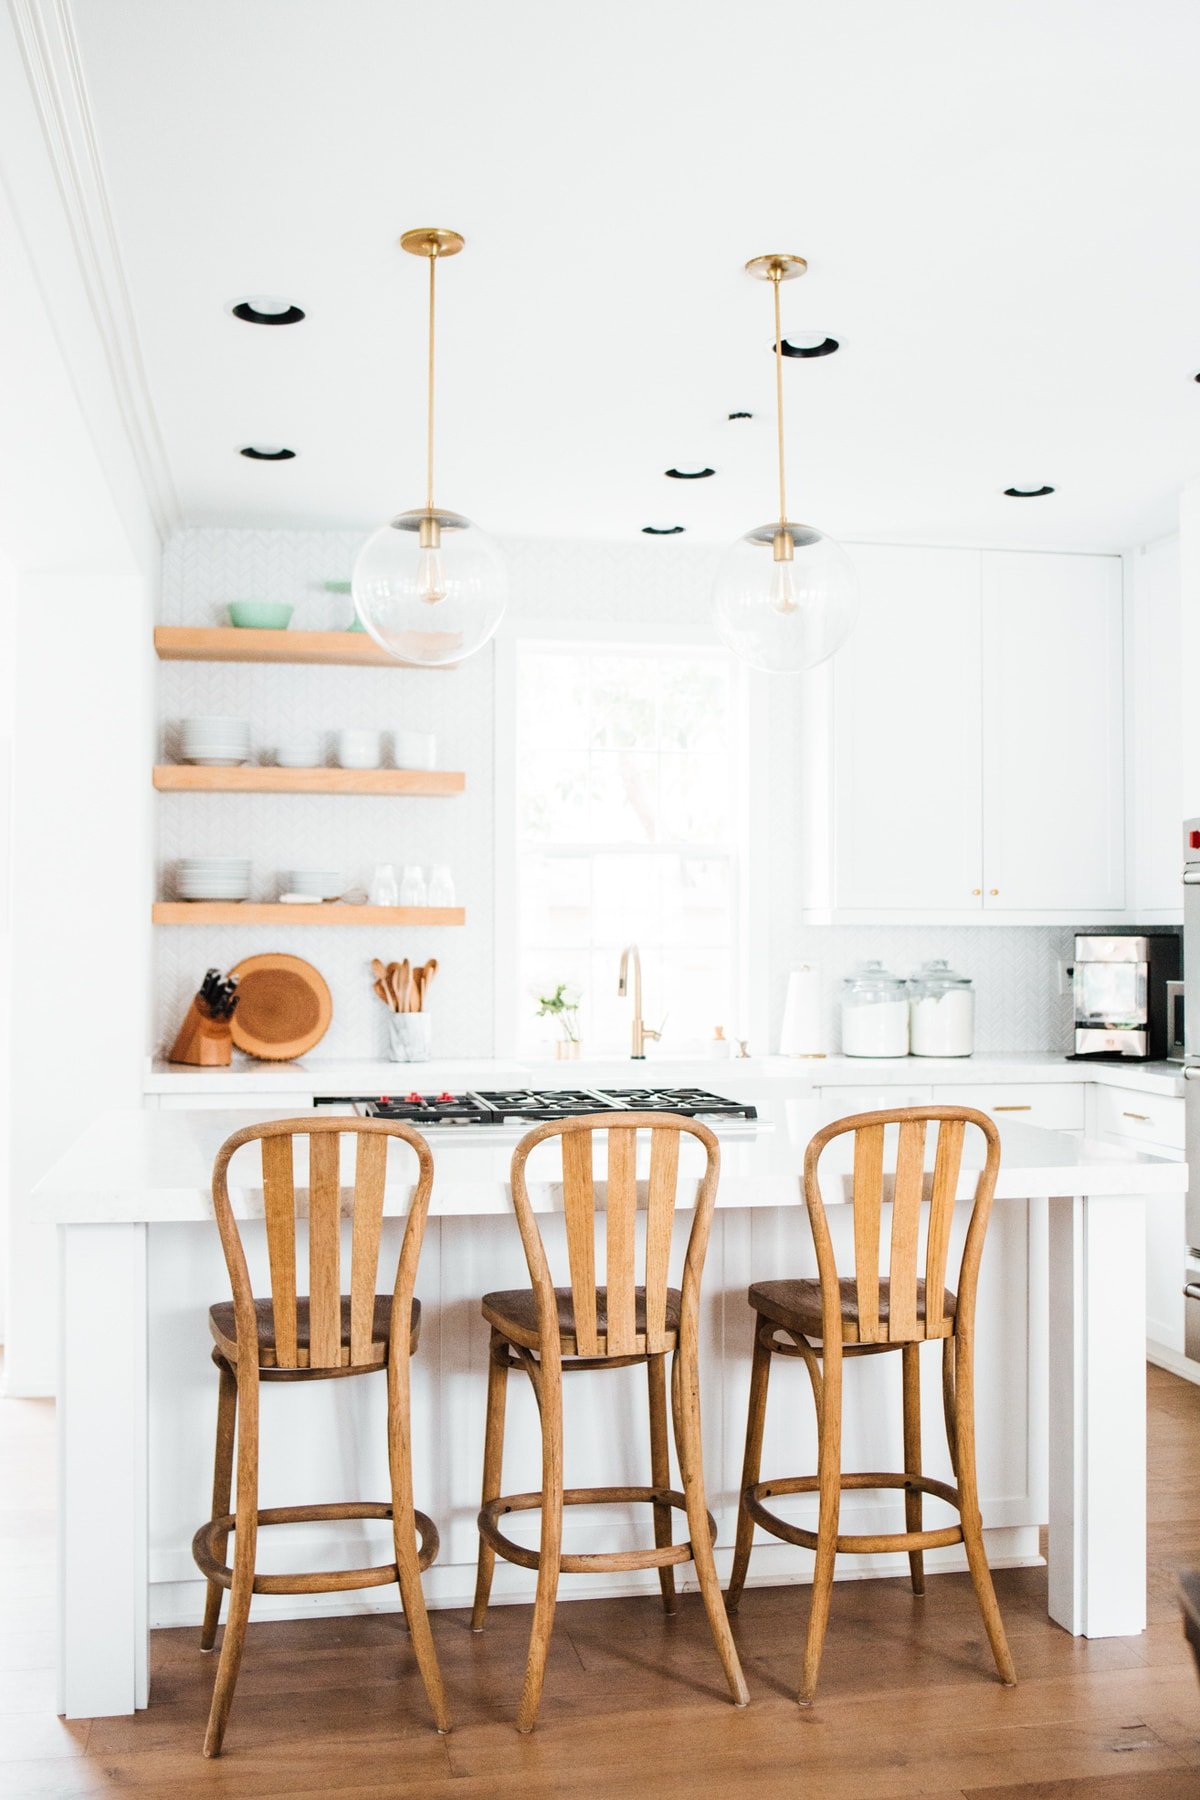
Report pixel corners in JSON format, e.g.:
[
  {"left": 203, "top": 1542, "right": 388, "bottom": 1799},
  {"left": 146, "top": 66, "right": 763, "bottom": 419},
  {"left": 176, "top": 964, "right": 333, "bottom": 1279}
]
[{"left": 228, "top": 600, "right": 293, "bottom": 629}]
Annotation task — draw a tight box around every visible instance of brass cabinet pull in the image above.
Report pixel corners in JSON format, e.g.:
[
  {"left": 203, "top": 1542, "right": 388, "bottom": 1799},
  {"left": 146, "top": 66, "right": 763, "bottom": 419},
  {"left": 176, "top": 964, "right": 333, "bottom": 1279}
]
[
  {"left": 971, "top": 888, "right": 982, "bottom": 896},
  {"left": 993, "top": 1104, "right": 1032, "bottom": 1112},
  {"left": 988, "top": 888, "right": 999, "bottom": 896},
  {"left": 1122, "top": 1111, "right": 1151, "bottom": 1122}
]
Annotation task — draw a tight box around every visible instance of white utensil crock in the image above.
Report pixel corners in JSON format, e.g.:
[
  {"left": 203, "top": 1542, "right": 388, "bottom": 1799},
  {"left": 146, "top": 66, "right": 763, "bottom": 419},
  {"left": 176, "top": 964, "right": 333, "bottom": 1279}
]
[{"left": 387, "top": 1014, "right": 432, "bottom": 1062}]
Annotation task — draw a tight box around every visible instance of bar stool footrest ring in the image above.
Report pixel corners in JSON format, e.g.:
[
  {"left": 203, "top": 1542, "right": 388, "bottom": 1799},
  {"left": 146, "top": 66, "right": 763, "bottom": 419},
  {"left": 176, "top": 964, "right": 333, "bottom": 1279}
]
[
  {"left": 479, "top": 1485, "right": 715, "bottom": 1575},
  {"left": 745, "top": 1472, "right": 966, "bottom": 1556},
  {"left": 192, "top": 1500, "right": 439, "bottom": 1594}
]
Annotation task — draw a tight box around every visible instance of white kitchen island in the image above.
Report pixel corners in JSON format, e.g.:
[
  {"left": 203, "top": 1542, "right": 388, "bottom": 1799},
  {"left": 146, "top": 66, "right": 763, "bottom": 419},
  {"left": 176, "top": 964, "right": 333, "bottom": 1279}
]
[{"left": 37, "top": 1091, "right": 1186, "bottom": 1720}]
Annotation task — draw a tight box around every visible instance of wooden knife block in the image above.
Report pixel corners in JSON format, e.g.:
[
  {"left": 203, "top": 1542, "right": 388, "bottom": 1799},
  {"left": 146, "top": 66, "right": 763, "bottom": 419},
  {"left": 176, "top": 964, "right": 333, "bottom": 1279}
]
[{"left": 169, "top": 1000, "right": 233, "bottom": 1067}]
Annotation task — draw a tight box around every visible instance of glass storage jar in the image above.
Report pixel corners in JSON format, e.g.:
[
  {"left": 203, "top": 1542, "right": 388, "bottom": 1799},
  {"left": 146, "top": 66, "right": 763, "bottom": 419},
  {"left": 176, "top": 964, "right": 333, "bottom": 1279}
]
[
  {"left": 908, "top": 958, "right": 975, "bottom": 1057},
  {"left": 840, "top": 961, "right": 910, "bottom": 1057}
]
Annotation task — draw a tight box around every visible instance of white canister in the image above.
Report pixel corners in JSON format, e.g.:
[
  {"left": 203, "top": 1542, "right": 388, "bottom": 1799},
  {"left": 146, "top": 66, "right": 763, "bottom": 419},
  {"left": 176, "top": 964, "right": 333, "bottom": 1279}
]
[
  {"left": 396, "top": 730, "right": 437, "bottom": 770},
  {"left": 336, "top": 728, "right": 383, "bottom": 769},
  {"left": 388, "top": 1013, "right": 432, "bottom": 1062},
  {"left": 908, "top": 960, "right": 975, "bottom": 1057},
  {"left": 840, "top": 961, "right": 910, "bottom": 1057}
]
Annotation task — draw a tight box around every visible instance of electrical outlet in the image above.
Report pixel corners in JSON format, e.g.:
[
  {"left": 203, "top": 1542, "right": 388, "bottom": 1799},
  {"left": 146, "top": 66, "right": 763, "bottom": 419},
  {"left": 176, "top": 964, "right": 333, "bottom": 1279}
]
[{"left": 1058, "top": 960, "right": 1074, "bottom": 997}]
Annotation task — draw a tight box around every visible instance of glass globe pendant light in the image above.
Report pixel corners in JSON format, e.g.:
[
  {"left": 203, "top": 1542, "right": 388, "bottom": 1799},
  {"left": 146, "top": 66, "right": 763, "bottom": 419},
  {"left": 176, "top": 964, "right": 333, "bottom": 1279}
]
[
  {"left": 711, "top": 253, "right": 857, "bottom": 673},
  {"left": 352, "top": 228, "right": 507, "bottom": 665}
]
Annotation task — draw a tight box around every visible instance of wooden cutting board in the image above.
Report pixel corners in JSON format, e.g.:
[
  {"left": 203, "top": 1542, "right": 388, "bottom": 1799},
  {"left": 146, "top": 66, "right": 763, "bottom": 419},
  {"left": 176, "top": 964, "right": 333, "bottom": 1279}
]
[{"left": 228, "top": 953, "right": 332, "bottom": 1060}]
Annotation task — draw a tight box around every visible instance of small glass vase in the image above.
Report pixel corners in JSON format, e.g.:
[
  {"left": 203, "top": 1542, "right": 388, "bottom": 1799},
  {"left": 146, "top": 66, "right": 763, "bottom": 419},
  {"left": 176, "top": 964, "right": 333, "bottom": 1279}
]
[{"left": 554, "top": 1038, "right": 581, "bottom": 1061}]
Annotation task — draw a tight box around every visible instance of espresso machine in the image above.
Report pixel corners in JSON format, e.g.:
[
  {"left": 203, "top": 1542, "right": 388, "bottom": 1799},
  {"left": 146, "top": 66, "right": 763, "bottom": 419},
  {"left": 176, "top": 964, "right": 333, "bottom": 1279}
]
[{"left": 1070, "top": 932, "right": 1181, "bottom": 1062}]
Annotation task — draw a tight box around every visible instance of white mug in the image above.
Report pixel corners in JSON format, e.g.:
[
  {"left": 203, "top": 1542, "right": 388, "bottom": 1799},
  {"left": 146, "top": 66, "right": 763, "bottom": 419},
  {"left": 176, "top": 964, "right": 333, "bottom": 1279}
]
[
  {"left": 336, "top": 728, "right": 382, "bottom": 769},
  {"left": 396, "top": 730, "right": 436, "bottom": 770}
]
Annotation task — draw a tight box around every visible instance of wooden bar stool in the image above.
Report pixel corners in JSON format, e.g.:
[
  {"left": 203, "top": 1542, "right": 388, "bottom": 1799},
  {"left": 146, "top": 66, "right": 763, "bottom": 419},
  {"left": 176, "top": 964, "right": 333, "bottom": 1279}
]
[
  {"left": 192, "top": 1117, "right": 448, "bottom": 1756},
  {"left": 727, "top": 1105, "right": 1017, "bottom": 1704},
  {"left": 470, "top": 1113, "right": 749, "bottom": 1732}
]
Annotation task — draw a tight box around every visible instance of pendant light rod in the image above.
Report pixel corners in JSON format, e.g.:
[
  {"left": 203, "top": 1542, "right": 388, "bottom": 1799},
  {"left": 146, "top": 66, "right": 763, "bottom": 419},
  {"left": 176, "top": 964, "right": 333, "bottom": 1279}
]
[
  {"left": 399, "top": 227, "right": 466, "bottom": 517},
  {"left": 772, "top": 271, "right": 786, "bottom": 528},
  {"left": 745, "top": 252, "right": 808, "bottom": 546}
]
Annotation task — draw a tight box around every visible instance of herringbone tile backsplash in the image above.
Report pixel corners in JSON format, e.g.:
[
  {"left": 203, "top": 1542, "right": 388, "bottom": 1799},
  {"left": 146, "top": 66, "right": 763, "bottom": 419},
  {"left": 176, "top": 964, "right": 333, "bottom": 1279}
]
[{"left": 156, "top": 528, "right": 1080, "bottom": 1060}]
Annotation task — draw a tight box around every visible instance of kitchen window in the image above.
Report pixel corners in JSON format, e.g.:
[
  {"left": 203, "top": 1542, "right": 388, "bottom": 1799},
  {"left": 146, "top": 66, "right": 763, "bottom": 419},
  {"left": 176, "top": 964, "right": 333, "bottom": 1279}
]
[{"left": 509, "top": 636, "right": 746, "bottom": 1055}]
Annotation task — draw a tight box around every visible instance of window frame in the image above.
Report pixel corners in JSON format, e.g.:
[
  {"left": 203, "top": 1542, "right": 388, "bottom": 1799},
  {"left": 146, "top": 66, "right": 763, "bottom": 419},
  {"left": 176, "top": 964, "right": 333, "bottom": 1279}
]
[{"left": 494, "top": 618, "right": 770, "bottom": 1060}]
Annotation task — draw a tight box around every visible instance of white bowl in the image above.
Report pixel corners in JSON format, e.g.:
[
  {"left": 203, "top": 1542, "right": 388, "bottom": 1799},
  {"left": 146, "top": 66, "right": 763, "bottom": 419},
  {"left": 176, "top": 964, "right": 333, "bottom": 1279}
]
[{"left": 282, "top": 870, "right": 341, "bottom": 899}]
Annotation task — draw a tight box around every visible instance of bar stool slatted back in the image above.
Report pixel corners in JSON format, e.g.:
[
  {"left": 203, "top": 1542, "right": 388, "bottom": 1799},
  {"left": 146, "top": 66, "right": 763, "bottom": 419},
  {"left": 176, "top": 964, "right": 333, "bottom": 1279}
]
[
  {"left": 727, "top": 1105, "right": 1016, "bottom": 1705},
  {"left": 473, "top": 1112, "right": 749, "bottom": 1731},
  {"left": 194, "top": 1117, "right": 448, "bottom": 1756}
]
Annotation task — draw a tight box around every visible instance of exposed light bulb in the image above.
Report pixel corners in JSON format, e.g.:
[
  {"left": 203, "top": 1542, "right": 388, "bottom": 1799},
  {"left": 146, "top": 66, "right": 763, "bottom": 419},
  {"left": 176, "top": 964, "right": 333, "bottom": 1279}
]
[
  {"left": 769, "top": 559, "right": 799, "bottom": 615},
  {"left": 416, "top": 544, "right": 448, "bottom": 605}
]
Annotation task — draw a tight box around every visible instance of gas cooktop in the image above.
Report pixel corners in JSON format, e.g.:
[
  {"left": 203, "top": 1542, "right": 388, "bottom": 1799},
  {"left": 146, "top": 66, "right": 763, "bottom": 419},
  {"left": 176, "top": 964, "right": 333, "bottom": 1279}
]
[{"left": 352, "top": 1087, "right": 758, "bottom": 1127}]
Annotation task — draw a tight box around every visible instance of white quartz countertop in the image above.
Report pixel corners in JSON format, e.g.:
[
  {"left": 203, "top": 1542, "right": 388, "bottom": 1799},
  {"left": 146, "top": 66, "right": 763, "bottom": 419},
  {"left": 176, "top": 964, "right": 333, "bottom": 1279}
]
[
  {"left": 36, "top": 1103, "right": 1186, "bottom": 1225},
  {"left": 144, "top": 1051, "right": 1187, "bottom": 1099}
]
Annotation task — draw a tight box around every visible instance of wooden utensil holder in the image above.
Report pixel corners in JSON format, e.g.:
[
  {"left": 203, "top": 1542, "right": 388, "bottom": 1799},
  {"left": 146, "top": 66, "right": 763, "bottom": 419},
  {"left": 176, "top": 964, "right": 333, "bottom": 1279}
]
[{"left": 169, "top": 1000, "right": 234, "bottom": 1067}]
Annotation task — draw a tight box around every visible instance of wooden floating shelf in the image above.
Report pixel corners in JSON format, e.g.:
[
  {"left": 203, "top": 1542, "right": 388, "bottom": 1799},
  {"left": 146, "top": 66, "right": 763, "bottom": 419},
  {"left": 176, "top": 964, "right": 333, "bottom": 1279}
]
[
  {"left": 154, "top": 626, "right": 458, "bottom": 668},
  {"left": 153, "top": 765, "right": 465, "bottom": 796},
  {"left": 153, "top": 904, "right": 465, "bottom": 927}
]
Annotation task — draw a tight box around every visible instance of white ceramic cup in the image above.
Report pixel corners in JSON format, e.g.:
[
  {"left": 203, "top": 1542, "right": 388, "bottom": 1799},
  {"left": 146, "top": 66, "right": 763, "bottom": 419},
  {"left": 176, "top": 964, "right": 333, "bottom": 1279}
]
[
  {"left": 395, "top": 730, "right": 436, "bottom": 770},
  {"left": 336, "top": 728, "right": 382, "bottom": 769},
  {"left": 274, "top": 732, "right": 320, "bottom": 768}
]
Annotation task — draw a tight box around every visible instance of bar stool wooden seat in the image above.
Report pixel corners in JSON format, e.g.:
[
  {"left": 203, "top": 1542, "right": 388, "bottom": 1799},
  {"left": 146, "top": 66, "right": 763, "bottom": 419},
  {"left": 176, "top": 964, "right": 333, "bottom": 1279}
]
[
  {"left": 727, "top": 1105, "right": 1017, "bottom": 1705},
  {"left": 192, "top": 1117, "right": 448, "bottom": 1756},
  {"left": 471, "top": 1113, "right": 749, "bottom": 1732}
]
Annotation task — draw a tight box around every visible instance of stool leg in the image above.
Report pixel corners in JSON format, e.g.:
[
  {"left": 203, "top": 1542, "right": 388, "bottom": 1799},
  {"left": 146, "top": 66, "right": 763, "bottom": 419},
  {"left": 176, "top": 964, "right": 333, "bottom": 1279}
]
[
  {"left": 941, "top": 1336, "right": 959, "bottom": 1477},
  {"left": 902, "top": 1342, "right": 925, "bottom": 1597},
  {"left": 387, "top": 1342, "right": 451, "bottom": 1734},
  {"left": 516, "top": 1356, "right": 563, "bottom": 1733},
  {"left": 953, "top": 1332, "right": 1016, "bottom": 1687},
  {"left": 647, "top": 1354, "right": 677, "bottom": 1616},
  {"left": 200, "top": 1358, "right": 237, "bottom": 1652},
  {"left": 203, "top": 1369, "right": 259, "bottom": 1757},
  {"left": 673, "top": 1345, "right": 750, "bottom": 1708},
  {"left": 727, "top": 1315, "right": 772, "bottom": 1612},
  {"left": 799, "top": 1345, "right": 842, "bottom": 1707},
  {"left": 472, "top": 1330, "right": 509, "bottom": 1633}
]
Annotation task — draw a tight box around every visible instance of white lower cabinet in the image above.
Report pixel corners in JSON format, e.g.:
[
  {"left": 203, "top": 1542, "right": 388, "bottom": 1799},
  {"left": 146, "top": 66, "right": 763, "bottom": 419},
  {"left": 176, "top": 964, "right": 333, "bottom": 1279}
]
[
  {"left": 1086, "top": 1085, "right": 1186, "bottom": 1358},
  {"left": 931, "top": 1082, "right": 1085, "bottom": 1133}
]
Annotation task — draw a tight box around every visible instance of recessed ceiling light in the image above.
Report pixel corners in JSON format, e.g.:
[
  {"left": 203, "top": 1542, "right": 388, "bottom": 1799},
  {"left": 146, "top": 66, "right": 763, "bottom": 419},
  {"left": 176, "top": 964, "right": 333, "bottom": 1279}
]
[
  {"left": 230, "top": 297, "right": 306, "bottom": 325},
  {"left": 642, "top": 525, "right": 685, "bottom": 535},
  {"left": 664, "top": 466, "right": 715, "bottom": 480},
  {"left": 1003, "top": 484, "right": 1055, "bottom": 498},
  {"left": 773, "top": 336, "right": 839, "bottom": 358},
  {"left": 239, "top": 445, "right": 297, "bottom": 461}
]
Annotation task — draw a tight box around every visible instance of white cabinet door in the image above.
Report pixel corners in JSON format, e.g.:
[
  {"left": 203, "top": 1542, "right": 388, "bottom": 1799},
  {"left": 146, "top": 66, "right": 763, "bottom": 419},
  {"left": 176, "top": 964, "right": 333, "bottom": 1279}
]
[
  {"left": 1129, "top": 536, "right": 1183, "bottom": 917},
  {"left": 981, "top": 552, "right": 1124, "bottom": 913},
  {"left": 833, "top": 546, "right": 983, "bottom": 911}
]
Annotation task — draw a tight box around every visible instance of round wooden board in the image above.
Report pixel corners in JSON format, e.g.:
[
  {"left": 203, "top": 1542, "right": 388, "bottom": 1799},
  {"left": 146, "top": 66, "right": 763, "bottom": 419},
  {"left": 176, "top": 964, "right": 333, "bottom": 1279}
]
[{"left": 228, "top": 953, "right": 333, "bottom": 1061}]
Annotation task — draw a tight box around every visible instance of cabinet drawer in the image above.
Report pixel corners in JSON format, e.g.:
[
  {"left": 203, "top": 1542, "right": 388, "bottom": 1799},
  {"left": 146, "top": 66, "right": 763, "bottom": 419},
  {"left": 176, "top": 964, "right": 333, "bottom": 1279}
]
[
  {"left": 816, "top": 1085, "right": 934, "bottom": 1123},
  {"left": 1092, "top": 1085, "right": 1184, "bottom": 1151},
  {"left": 932, "top": 1083, "right": 1085, "bottom": 1131}
]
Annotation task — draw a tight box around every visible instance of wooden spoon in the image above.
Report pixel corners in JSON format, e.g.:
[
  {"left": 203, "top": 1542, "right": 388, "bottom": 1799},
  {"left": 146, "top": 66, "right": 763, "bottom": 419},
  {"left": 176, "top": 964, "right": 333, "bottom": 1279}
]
[
  {"left": 373, "top": 977, "right": 393, "bottom": 1009},
  {"left": 392, "top": 959, "right": 410, "bottom": 1012}
]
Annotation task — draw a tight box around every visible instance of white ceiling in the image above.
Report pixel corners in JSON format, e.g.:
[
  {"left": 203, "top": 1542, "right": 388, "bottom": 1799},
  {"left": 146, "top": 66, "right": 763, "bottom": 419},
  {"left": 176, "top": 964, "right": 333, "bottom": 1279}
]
[{"left": 68, "top": 0, "right": 1200, "bottom": 551}]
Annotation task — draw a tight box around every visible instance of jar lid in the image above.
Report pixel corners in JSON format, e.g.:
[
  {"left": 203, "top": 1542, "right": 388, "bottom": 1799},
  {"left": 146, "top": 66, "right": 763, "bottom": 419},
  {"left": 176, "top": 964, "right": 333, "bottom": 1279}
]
[
  {"left": 842, "top": 959, "right": 907, "bottom": 998},
  {"left": 909, "top": 958, "right": 973, "bottom": 991}
]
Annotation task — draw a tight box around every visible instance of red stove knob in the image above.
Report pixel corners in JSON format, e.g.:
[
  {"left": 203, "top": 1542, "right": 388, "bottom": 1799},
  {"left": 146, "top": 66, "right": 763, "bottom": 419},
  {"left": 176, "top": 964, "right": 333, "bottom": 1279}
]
[
  {"left": 379, "top": 1096, "right": 390, "bottom": 1105},
  {"left": 437, "top": 1091, "right": 455, "bottom": 1102},
  {"left": 406, "top": 1091, "right": 423, "bottom": 1104}
]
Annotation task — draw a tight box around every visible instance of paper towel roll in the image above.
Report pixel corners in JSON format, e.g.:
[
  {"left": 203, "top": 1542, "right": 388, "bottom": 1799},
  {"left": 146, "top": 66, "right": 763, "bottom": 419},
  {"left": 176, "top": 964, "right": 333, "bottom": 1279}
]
[{"left": 779, "top": 964, "right": 824, "bottom": 1057}]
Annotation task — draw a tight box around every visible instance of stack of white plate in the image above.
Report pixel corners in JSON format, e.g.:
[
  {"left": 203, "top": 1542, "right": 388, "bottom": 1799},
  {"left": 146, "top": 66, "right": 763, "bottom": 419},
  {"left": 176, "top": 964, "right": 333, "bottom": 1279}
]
[
  {"left": 281, "top": 868, "right": 342, "bottom": 900},
  {"left": 177, "top": 859, "right": 251, "bottom": 901},
  {"left": 180, "top": 718, "right": 251, "bottom": 767}
]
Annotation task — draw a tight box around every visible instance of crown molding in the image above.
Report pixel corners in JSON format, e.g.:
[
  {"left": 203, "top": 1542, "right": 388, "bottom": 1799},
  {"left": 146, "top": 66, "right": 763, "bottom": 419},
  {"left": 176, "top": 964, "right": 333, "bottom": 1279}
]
[{"left": 6, "top": 0, "right": 180, "bottom": 539}]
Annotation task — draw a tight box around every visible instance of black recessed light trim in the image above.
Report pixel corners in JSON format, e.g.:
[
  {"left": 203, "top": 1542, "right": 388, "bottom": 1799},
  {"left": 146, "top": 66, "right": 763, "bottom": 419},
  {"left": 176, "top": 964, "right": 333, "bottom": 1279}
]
[
  {"left": 727, "top": 411, "right": 753, "bottom": 420},
  {"left": 642, "top": 525, "right": 685, "bottom": 535},
  {"left": 774, "top": 336, "right": 839, "bottom": 358},
  {"left": 239, "top": 445, "right": 297, "bottom": 461},
  {"left": 1003, "top": 484, "right": 1055, "bottom": 498},
  {"left": 664, "top": 466, "right": 715, "bottom": 480},
  {"left": 232, "top": 301, "right": 306, "bottom": 326}
]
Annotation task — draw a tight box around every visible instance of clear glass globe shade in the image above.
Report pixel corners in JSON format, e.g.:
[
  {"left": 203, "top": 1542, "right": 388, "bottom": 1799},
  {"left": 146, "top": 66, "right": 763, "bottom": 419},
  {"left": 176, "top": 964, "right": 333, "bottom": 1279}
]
[
  {"left": 352, "top": 508, "right": 507, "bottom": 666},
  {"left": 711, "top": 522, "right": 858, "bottom": 673}
]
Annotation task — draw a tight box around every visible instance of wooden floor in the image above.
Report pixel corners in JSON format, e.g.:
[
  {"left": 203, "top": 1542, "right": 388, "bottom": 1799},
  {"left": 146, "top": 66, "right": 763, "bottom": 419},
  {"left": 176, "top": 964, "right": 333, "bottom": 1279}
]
[{"left": 1, "top": 1364, "right": 1198, "bottom": 1799}]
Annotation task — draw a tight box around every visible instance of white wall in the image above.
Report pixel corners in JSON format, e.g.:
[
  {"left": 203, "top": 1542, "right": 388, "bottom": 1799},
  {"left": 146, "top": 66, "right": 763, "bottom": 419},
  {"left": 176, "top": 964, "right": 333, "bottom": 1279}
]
[{"left": 157, "top": 527, "right": 1080, "bottom": 1061}]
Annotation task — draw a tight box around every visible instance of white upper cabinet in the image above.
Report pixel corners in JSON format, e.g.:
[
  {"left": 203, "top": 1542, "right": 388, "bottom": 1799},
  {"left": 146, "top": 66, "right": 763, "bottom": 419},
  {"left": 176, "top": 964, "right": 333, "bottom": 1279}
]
[
  {"left": 1128, "top": 536, "right": 1182, "bottom": 919},
  {"left": 981, "top": 552, "right": 1124, "bottom": 913},
  {"left": 830, "top": 545, "right": 983, "bottom": 912},
  {"left": 805, "top": 543, "right": 1126, "bottom": 921}
]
